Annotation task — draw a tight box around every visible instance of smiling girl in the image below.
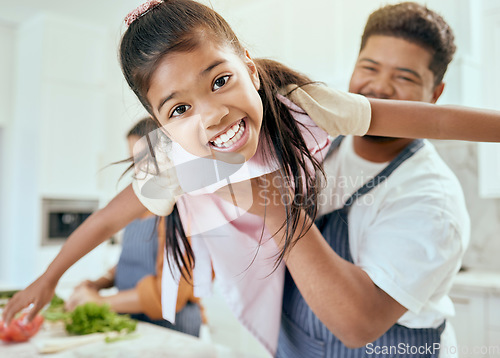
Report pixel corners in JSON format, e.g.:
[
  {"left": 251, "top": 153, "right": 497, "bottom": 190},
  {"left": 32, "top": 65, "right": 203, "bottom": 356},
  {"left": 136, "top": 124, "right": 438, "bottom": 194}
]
[{"left": 4, "top": 0, "right": 500, "bottom": 354}]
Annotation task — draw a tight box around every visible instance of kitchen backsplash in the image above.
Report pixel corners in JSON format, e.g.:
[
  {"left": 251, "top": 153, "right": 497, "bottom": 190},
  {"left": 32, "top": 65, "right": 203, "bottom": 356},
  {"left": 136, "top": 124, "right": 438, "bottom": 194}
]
[{"left": 432, "top": 140, "right": 500, "bottom": 271}]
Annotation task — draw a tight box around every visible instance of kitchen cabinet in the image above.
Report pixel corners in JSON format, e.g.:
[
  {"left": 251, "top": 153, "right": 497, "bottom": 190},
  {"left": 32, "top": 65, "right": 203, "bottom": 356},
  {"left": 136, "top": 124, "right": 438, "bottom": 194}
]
[
  {"left": 0, "top": 11, "right": 139, "bottom": 286},
  {"left": 448, "top": 269, "right": 500, "bottom": 357},
  {"left": 36, "top": 16, "right": 108, "bottom": 198},
  {"left": 0, "top": 23, "right": 14, "bottom": 127}
]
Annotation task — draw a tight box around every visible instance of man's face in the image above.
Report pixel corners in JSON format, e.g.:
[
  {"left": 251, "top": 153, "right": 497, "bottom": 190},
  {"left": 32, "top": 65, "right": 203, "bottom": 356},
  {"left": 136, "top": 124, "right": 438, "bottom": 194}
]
[{"left": 349, "top": 35, "right": 443, "bottom": 103}]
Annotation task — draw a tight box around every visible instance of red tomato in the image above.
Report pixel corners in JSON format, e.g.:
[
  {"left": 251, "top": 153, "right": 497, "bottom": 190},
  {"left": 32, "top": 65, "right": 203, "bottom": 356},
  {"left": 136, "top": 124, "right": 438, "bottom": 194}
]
[
  {"left": 0, "top": 313, "right": 44, "bottom": 343},
  {"left": 0, "top": 321, "right": 6, "bottom": 341}
]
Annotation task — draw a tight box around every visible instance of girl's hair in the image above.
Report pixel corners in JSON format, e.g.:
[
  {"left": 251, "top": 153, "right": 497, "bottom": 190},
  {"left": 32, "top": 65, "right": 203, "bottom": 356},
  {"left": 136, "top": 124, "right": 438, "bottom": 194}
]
[
  {"left": 127, "top": 117, "right": 159, "bottom": 138},
  {"left": 120, "top": 0, "right": 323, "bottom": 278}
]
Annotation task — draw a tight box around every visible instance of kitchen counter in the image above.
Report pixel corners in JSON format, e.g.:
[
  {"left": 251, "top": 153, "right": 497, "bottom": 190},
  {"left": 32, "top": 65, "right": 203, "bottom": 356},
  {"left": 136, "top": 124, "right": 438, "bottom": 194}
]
[
  {"left": 452, "top": 268, "right": 500, "bottom": 293},
  {"left": 1, "top": 321, "right": 254, "bottom": 357}
]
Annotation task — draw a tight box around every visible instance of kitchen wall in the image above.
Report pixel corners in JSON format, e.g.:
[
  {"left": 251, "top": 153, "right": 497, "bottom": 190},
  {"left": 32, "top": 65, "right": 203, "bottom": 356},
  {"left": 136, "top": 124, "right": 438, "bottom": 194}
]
[
  {"left": 0, "top": 20, "right": 16, "bottom": 282},
  {"left": 434, "top": 141, "right": 500, "bottom": 270},
  {"left": 0, "top": 12, "right": 148, "bottom": 287},
  {"left": 430, "top": 0, "right": 500, "bottom": 271}
]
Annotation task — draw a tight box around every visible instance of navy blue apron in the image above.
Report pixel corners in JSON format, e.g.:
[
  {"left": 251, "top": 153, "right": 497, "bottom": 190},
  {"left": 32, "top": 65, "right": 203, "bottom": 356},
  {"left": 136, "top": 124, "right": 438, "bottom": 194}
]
[
  {"left": 115, "top": 216, "right": 202, "bottom": 336},
  {"left": 277, "top": 136, "right": 445, "bottom": 357},
  {"left": 115, "top": 216, "right": 159, "bottom": 291}
]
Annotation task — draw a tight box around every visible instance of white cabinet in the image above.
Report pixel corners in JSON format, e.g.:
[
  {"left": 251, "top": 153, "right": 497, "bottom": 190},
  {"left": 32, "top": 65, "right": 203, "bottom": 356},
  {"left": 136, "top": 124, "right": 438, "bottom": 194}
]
[
  {"left": 0, "top": 23, "right": 15, "bottom": 127},
  {"left": 0, "top": 13, "right": 134, "bottom": 286},
  {"left": 449, "top": 270, "right": 500, "bottom": 357},
  {"left": 37, "top": 15, "right": 108, "bottom": 198},
  {"left": 449, "top": 290, "right": 487, "bottom": 348}
]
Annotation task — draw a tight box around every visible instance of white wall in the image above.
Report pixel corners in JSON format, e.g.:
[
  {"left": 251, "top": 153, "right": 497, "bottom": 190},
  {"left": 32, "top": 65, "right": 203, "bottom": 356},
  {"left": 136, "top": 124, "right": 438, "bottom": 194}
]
[
  {"left": 0, "top": 22, "right": 14, "bottom": 127},
  {"left": 0, "top": 21, "right": 16, "bottom": 284},
  {"left": 0, "top": 12, "right": 145, "bottom": 287}
]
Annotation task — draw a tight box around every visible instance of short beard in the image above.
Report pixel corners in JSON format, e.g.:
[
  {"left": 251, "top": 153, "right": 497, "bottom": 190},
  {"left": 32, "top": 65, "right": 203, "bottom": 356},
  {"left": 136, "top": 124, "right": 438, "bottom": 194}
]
[{"left": 362, "top": 135, "right": 398, "bottom": 143}]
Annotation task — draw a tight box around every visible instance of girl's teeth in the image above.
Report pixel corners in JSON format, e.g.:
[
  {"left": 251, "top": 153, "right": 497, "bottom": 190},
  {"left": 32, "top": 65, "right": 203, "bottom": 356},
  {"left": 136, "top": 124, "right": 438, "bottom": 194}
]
[{"left": 211, "top": 120, "right": 244, "bottom": 148}]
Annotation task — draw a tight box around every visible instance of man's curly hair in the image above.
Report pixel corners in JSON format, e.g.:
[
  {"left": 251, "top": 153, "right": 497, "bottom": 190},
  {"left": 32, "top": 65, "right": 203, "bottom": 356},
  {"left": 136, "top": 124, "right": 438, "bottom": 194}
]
[{"left": 360, "top": 2, "right": 456, "bottom": 87}]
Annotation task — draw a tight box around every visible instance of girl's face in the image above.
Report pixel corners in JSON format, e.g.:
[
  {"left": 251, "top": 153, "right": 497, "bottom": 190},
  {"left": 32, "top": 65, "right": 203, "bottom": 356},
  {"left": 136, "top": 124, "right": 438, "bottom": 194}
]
[{"left": 147, "top": 41, "right": 263, "bottom": 163}]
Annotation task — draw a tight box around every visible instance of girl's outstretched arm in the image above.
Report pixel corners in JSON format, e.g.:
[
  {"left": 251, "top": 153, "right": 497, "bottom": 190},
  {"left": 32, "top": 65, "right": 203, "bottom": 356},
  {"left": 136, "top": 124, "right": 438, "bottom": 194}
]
[
  {"left": 1, "top": 184, "right": 148, "bottom": 325},
  {"left": 286, "top": 84, "right": 500, "bottom": 142},
  {"left": 367, "top": 98, "right": 500, "bottom": 142}
]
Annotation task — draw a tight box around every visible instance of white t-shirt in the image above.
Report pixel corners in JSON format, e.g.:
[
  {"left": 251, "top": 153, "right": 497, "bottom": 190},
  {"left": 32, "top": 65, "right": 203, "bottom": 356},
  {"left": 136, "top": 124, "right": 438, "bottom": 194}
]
[{"left": 319, "top": 135, "right": 470, "bottom": 328}]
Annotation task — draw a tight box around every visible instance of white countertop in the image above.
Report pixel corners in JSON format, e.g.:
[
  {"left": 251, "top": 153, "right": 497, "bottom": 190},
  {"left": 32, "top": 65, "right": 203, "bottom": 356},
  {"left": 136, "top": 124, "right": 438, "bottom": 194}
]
[
  {"left": 1, "top": 321, "right": 254, "bottom": 358},
  {"left": 452, "top": 268, "right": 500, "bottom": 293}
]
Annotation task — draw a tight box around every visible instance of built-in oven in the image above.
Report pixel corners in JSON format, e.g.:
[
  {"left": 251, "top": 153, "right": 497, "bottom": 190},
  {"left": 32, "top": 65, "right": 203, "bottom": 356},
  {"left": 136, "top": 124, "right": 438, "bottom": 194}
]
[{"left": 41, "top": 198, "right": 99, "bottom": 246}]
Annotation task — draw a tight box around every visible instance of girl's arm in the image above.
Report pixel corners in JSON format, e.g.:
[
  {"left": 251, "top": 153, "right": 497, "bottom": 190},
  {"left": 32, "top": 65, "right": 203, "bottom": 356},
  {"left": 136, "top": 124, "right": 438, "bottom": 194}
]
[
  {"left": 368, "top": 98, "right": 500, "bottom": 142},
  {"left": 248, "top": 173, "right": 406, "bottom": 348},
  {"left": 2, "top": 184, "right": 148, "bottom": 325},
  {"left": 286, "top": 84, "right": 500, "bottom": 142},
  {"left": 271, "top": 215, "right": 406, "bottom": 348}
]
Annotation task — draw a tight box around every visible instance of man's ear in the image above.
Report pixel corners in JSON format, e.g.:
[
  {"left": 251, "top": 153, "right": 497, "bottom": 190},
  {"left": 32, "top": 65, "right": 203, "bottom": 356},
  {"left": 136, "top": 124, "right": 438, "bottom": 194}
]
[
  {"left": 431, "top": 82, "right": 445, "bottom": 103},
  {"left": 244, "top": 49, "right": 260, "bottom": 90}
]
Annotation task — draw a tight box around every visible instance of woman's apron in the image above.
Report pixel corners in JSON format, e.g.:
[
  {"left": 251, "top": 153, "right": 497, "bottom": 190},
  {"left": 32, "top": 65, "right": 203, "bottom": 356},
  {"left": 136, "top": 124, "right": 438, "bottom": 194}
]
[
  {"left": 276, "top": 136, "right": 445, "bottom": 357},
  {"left": 115, "top": 216, "right": 202, "bottom": 336},
  {"left": 115, "top": 216, "right": 158, "bottom": 291}
]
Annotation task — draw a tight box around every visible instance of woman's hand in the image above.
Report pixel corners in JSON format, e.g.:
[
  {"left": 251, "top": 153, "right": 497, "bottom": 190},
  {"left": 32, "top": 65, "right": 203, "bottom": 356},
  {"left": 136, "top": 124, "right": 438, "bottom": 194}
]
[
  {"left": 76, "top": 279, "right": 100, "bottom": 290},
  {"left": 2, "top": 275, "right": 56, "bottom": 326},
  {"left": 65, "top": 284, "right": 102, "bottom": 311}
]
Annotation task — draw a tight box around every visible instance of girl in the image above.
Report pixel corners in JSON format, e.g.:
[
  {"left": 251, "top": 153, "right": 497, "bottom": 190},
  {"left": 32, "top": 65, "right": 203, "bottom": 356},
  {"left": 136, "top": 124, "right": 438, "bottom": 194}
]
[{"left": 3, "top": 0, "right": 500, "bottom": 354}]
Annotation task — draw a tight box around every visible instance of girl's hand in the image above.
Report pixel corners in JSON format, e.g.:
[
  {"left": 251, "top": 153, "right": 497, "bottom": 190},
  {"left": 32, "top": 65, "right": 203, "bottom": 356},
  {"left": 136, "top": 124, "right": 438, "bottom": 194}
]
[
  {"left": 65, "top": 285, "right": 102, "bottom": 312},
  {"left": 2, "top": 275, "right": 56, "bottom": 326}
]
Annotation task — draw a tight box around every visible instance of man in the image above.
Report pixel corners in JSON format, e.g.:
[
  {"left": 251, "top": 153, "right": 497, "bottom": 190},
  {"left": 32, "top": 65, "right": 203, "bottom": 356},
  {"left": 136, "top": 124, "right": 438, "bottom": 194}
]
[{"left": 277, "top": 3, "right": 469, "bottom": 357}]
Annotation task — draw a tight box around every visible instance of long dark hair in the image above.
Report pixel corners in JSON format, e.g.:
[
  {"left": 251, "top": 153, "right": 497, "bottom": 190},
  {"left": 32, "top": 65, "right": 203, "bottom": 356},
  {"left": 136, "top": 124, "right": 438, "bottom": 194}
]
[{"left": 120, "top": 0, "right": 324, "bottom": 278}]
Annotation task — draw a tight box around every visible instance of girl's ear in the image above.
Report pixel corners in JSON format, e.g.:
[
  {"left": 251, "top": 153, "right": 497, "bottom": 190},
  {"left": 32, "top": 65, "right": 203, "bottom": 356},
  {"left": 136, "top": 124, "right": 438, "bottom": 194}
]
[{"left": 244, "top": 49, "right": 260, "bottom": 90}]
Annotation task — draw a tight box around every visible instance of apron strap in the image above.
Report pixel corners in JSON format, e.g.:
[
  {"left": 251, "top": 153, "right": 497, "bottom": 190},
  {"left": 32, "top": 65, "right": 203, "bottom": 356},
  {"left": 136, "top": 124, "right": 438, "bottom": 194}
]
[
  {"left": 342, "top": 139, "right": 425, "bottom": 209},
  {"left": 324, "top": 135, "right": 345, "bottom": 160}
]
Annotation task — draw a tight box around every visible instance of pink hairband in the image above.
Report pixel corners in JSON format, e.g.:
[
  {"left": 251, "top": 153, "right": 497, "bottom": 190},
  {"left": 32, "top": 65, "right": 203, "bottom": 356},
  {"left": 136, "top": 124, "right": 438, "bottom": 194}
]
[{"left": 124, "top": 0, "right": 163, "bottom": 27}]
